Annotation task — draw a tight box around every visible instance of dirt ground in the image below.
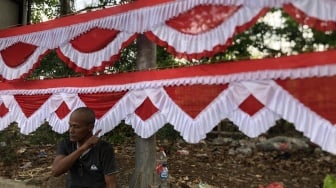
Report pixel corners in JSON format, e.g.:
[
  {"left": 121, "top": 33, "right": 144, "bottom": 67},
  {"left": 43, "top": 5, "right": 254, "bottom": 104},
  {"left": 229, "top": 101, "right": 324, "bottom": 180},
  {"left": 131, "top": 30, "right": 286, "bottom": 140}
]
[{"left": 0, "top": 126, "right": 335, "bottom": 188}]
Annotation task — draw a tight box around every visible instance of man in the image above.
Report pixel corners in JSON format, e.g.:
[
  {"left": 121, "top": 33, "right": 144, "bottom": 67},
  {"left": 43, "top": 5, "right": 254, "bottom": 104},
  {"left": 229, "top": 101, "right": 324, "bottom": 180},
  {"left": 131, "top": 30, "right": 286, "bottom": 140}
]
[{"left": 52, "top": 107, "right": 118, "bottom": 188}]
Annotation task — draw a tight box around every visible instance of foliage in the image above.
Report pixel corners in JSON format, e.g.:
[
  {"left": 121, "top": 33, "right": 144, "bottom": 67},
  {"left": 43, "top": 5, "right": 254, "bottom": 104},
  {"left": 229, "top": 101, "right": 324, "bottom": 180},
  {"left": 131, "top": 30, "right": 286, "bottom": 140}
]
[
  {"left": 102, "top": 121, "right": 135, "bottom": 145},
  {"left": 209, "top": 9, "right": 336, "bottom": 63},
  {"left": 266, "top": 119, "right": 304, "bottom": 138},
  {"left": 27, "top": 122, "right": 67, "bottom": 145},
  {"left": 103, "top": 42, "right": 137, "bottom": 73},
  {"left": 157, "top": 46, "right": 181, "bottom": 69},
  {"left": 31, "top": 0, "right": 60, "bottom": 23},
  {"left": 76, "top": 0, "right": 133, "bottom": 12},
  {"left": 156, "top": 124, "right": 182, "bottom": 142},
  {"left": 0, "top": 122, "right": 66, "bottom": 164},
  {"left": 323, "top": 174, "right": 336, "bottom": 188},
  {"left": 28, "top": 50, "right": 79, "bottom": 79},
  {"left": 0, "top": 123, "right": 27, "bottom": 164}
]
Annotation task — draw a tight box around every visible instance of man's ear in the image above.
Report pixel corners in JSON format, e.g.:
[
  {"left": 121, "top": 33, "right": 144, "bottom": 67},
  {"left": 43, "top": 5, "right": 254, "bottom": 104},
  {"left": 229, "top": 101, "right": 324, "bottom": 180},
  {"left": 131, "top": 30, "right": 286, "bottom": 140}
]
[{"left": 88, "top": 123, "right": 94, "bottom": 132}]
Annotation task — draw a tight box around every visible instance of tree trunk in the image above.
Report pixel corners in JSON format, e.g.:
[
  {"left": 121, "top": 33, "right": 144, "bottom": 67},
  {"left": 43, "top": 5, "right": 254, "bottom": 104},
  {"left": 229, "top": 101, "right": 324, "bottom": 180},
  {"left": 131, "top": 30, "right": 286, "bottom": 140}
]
[
  {"left": 129, "top": 35, "right": 159, "bottom": 188},
  {"left": 59, "top": 0, "right": 72, "bottom": 16},
  {"left": 135, "top": 34, "right": 157, "bottom": 70}
]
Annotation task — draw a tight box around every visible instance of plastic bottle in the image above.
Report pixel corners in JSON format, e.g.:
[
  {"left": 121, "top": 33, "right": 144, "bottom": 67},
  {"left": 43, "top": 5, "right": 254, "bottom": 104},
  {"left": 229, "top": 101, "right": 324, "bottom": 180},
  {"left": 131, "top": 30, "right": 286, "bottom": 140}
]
[
  {"left": 156, "top": 147, "right": 167, "bottom": 165},
  {"left": 156, "top": 147, "right": 168, "bottom": 188},
  {"left": 159, "top": 162, "right": 169, "bottom": 188}
]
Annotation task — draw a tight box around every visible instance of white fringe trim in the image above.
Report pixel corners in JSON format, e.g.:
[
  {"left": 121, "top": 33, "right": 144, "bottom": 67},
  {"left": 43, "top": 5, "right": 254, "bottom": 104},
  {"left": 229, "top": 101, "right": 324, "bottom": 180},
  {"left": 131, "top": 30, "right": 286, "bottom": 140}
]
[
  {"left": 225, "top": 81, "right": 280, "bottom": 137},
  {"left": 0, "top": 96, "right": 14, "bottom": 131},
  {"left": 264, "top": 80, "right": 336, "bottom": 154},
  {"left": 1, "top": 63, "right": 335, "bottom": 96},
  {"left": 291, "top": 0, "right": 336, "bottom": 21},
  {"left": 151, "top": 6, "right": 263, "bottom": 53},
  {"left": 1, "top": 80, "right": 336, "bottom": 154},
  {"left": 0, "top": 0, "right": 294, "bottom": 48},
  {"left": 58, "top": 32, "right": 135, "bottom": 69},
  {"left": 0, "top": 47, "right": 48, "bottom": 80},
  {"left": 0, "top": 0, "right": 334, "bottom": 80},
  {"left": 126, "top": 112, "right": 167, "bottom": 139}
]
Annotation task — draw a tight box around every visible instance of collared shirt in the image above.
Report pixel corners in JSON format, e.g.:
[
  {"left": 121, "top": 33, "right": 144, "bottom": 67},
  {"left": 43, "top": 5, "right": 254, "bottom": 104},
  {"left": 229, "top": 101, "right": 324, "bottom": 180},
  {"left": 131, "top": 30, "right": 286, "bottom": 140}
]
[{"left": 56, "top": 138, "right": 118, "bottom": 188}]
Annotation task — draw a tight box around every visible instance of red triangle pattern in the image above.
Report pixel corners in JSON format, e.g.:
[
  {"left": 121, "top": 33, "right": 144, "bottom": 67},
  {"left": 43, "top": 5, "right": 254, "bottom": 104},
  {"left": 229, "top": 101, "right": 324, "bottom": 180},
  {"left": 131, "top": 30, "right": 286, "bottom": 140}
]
[
  {"left": 239, "top": 95, "right": 265, "bottom": 116},
  {"left": 0, "top": 103, "right": 9, "bottom": 117},
  {"left": 276, "top": 76, "right": 336, "bottom": 125},
  {"left": 164, "top": 84, "right": 228, "bottom": 119},
  {"left": 55, "top": 101, "right": 71, "bottom": 119},
  {"left": 14, "top": 94, "right": 52, "bottom": 118},
  {"left": 79, "top": 91, "right": 127, "bottom": 119},
  {"left": 135, "top": 97, "right": 159, "bottom": 121}
]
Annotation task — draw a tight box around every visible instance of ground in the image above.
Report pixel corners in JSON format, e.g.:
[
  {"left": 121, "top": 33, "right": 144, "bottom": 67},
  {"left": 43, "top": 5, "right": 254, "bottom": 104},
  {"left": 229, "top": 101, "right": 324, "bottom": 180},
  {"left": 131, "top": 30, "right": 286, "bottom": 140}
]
[{"left": 0, "top": 124, "right": 335, "bottom": 188}]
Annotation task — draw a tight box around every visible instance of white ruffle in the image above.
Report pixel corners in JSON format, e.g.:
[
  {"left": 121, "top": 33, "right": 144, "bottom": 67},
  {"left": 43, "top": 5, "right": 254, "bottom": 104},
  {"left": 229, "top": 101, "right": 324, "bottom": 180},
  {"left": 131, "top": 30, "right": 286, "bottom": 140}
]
[
  {"left": 264, "top": 81, "right": 336, "bottom": 154},
  {"left": 227, "top": 81, "right": 281, "bottom": 137},
  {"left": 0, "top": 0, "right": 294, "bottom": 49},
  {"left": 0, "top": 80, "right": 336, "bottom": 154},
  {"left": 93, "top": 91, "right": 141, "bottom": 136},
  {"left": 126, "top": 112, "right": 167, "bottom": 139},
  {"left": 0, "top": 47, "right": 48, "bottom": 80},
  {"left": 0, "top": 63, "right": 335, "bottom": 96},
  {"left": 151, "top": 6, "right": 263, "bottom": 53},
  {"left": 291, "top": 0, "right": 336, "bottom": 21},
  {"left": 58, "top": 32, "right": 135, "bottom": 69},
  {"left": 16, "top": 96, "right": 55, "bottom": 134},
  {"left": 0, "top": 0, "right": 334, "bottom": 80},
  {"left": 46, "top": 93, "right": 85, "bottom": 133},
  {"left": 0, "top": 96, "right": 14, "bottom": 131},
  {"left": 149, "top": 87, "right": 231, "bottom": 143},
  {"left": 0, "top": 0, "right": 323, "bottom": 49}
]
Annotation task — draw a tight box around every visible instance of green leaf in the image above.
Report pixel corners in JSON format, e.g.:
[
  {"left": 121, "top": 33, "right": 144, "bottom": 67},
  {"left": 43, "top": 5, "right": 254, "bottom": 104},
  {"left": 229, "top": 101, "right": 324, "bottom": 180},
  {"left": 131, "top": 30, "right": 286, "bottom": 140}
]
[{"left": 324, "top": 174, "right": 336, "bottom": 188}]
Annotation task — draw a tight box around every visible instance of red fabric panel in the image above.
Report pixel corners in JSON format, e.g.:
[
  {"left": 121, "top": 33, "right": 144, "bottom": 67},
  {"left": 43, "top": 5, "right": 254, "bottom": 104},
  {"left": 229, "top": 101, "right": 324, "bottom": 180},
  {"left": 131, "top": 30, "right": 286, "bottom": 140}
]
[
  {"left": 0, "top": 103, "right": 9, "bottom": 117},
  {"left": 0, "top": 50, "right": 50, "bottom": 81},
  {"left": 78, "top": 91, "right": 127, "bottom": 119},
  {"left": 166, "top": 5, "right": 240, "bottom": 35},
  {"left": 0, "top": 42, "right": 37, "bottom": 68},
  {"left": 239, "top": 95, "right": 265, "bottom": 116},
  {"left": 283, "top": 4, "right": 336, "bottom": 32},
  {"left": 276, "top": 76, "right": 336, "bottom": 124},
  {"left": 164, "top": 84, "right": 228, "bottom": 119},
  {"left": 55, "top": 101, "right": 71, "bottom": 119},
  {"left": 55, "top": 34, "right": 137, "bottom": 74},
  {"left": 146, "top": 8, "right": 269, "bottom": 60},
  {"left": 135, "top": 97, "right": 159, "bottom": 121},
  {"left": 70, "top": 28, "right": 119, "bottom": 53},
  {"left": 14, "top": 94, "right": 51, "bottom": 118}
]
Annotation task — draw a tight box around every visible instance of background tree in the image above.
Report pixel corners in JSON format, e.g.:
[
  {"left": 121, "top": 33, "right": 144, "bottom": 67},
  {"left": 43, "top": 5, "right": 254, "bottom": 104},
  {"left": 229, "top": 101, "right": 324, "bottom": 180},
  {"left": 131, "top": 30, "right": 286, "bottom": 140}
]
[{"left": 30, "top": 0, "right": 60, "bottom": 23}]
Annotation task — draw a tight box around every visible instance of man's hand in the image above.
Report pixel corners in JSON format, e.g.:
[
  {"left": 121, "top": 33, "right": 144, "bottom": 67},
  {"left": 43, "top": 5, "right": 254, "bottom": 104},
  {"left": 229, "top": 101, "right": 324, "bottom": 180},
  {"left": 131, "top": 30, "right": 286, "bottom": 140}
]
[
  {"left": 81, "top": 129, "right": 102, "bottom": 150},
  {"left": 51, "top": 129, "right": 102, "bottom": 177}
]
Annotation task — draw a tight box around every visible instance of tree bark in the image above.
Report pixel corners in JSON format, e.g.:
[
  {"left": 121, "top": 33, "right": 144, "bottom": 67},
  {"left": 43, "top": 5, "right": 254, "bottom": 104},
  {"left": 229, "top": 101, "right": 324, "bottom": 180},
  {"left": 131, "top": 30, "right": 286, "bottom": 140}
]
[
  {"left": 129, "top": 35, "right": 159, "bottom": 188},
  {"left": 59, "top": 0, "right": 72, "bottom": 16},
  {"left": 135, "top": 34, "right": 157, "bottom": 70}
]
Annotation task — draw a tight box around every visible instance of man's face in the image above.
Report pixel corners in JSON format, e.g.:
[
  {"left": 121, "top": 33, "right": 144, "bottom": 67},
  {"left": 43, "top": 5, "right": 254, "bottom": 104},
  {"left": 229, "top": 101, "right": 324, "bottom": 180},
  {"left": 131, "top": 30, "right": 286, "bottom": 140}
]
[{"left": 68, "top": 111, "right": 92, "bottom": 143}]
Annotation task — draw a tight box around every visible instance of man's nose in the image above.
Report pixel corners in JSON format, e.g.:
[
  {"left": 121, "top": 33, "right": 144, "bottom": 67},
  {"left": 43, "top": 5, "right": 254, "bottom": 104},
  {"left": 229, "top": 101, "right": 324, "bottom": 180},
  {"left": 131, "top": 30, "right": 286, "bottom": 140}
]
[{"left": 69, "top": 127, "right": 75, "bottom": 133}]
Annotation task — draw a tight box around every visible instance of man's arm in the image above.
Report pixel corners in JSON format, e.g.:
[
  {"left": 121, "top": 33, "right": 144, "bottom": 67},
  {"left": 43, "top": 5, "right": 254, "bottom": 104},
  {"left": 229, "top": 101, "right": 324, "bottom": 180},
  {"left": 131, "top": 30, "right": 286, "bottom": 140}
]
[
  {"left": 51, "top": 146, "right": 88, "bottom": 177},
  {"left": 51, "top": 131, "right": 101, "bottom": 177},
  {"left": 104, "top": 174, "right": 117, "bottom": 188}
]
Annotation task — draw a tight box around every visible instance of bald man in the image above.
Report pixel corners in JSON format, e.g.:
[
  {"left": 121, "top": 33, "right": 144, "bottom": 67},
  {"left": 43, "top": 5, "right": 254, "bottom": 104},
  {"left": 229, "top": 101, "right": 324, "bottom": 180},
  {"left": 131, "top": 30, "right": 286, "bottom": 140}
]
[{"left": 52, "top": 107, "right": 118, "bottom": 188}]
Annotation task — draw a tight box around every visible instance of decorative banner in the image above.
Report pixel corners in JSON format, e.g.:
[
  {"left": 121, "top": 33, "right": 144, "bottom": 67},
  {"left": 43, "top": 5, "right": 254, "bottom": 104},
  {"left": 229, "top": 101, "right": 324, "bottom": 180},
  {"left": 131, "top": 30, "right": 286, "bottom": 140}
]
[
  {"left": 0, "top": 0, "right": 336, "bottom": 154},
  {"left": 0, "top": 0, "right": 335, "bottom": 80},
  {"left": 0, "top": 50, "right": 336, "bottom": 154}
]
